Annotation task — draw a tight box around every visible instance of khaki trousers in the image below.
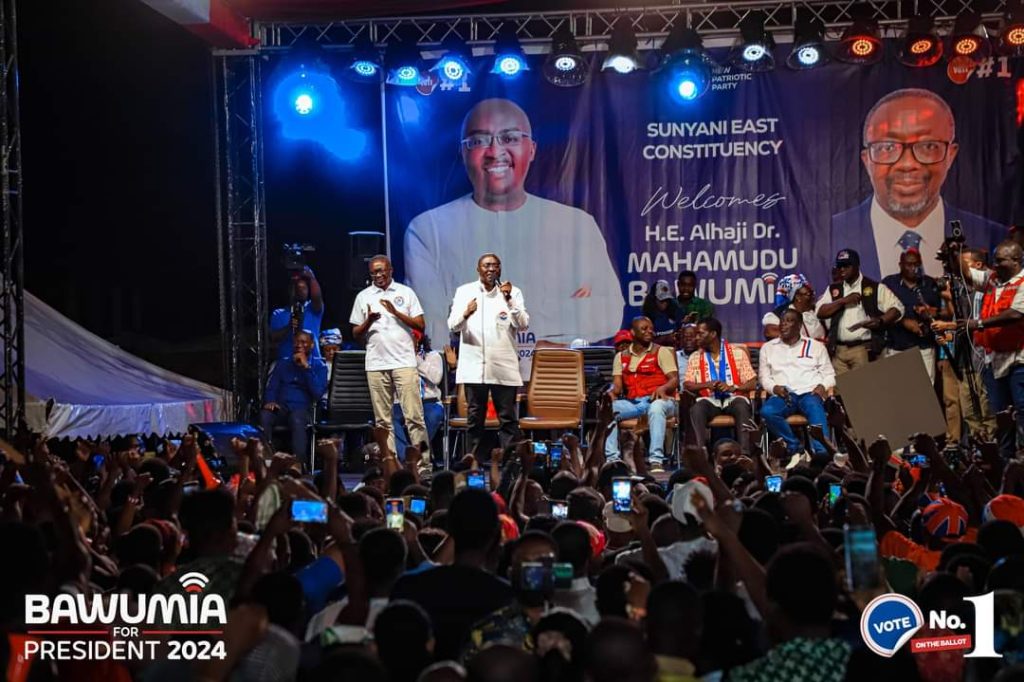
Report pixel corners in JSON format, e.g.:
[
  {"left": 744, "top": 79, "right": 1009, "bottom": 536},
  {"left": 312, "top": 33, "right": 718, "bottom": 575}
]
[
  {"left": 832, "top": 343, "right": 870, "bottom": 375},
  {"left": 938, "top": 360, "right": 996, "bottom": 443},
  {"left": 368, "top": 367, "right": 429, "bottom": 458}
]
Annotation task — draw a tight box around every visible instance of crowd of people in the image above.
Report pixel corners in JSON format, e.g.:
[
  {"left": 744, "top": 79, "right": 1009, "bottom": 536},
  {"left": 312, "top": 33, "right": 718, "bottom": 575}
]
[{"left": 1, "top": 232, "right": 1023, "bottom": 681}]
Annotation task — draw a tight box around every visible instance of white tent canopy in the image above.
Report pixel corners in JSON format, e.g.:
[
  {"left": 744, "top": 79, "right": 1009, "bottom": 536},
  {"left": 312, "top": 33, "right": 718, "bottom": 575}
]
[{"left": 21, "top": 289, "right": 229, "bottom": 439}]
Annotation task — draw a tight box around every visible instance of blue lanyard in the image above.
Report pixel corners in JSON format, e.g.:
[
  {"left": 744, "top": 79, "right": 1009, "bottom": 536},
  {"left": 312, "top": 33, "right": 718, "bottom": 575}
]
[{"left": 705, "top": 343, "right": 728, "bottom": 398}]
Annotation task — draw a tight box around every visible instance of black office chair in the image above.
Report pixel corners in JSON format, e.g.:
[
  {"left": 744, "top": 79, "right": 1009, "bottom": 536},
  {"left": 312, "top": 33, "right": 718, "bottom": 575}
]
[
  {"left": 580, "top": 346, "right": 616, "bottom": 437},
  {"left": 311, "top": 350, "right": 374, "bottom": 469}
]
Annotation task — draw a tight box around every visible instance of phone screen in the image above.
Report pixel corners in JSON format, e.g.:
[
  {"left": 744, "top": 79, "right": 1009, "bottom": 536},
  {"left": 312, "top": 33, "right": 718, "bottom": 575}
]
[
  {"left": 844, "top": 525, "right": 881, "bottom": 592},
  {"left": 612, "top": 477, "right": 632, "bottom": 513},
  {"left": 551, "top": 501, "right": 568, "bottom": 519},
  {"left": 553, "top": 562, "right": 574, "bottom": 589},
  {"left": 386, "top": 498, "right": 405, "bottom": 529},
  {"left": 765, "top": 475, "right": 783, "bottom": 493},
  {"left": 291, "top": 500, "right": 328, "bottom": 524},
  {"left": 409, "top": 497, "right": 428, "bottom": 515},
  {"left": 467, "top": 470, "right": 488, "bottom": 490},
  {"left": 828, "top": 483, "right": 842, "bottom": 507},
  {"left": 90, "top": 453, "right": 105, "bottom": 469},
  {"left": 168, "top": 439, "right": 182, "bottom": 447},
  {"left": 909, "top": 454, "right": 928, "bottom": 467},
  {"left": 520, "top": 562, "right": 551, "bottom": 593},
  {"left": 548, "top": 443, "right": 563, "bottom": 466},
  {"left": 532, "top": 441, "right": 548, "bottom": 456}
]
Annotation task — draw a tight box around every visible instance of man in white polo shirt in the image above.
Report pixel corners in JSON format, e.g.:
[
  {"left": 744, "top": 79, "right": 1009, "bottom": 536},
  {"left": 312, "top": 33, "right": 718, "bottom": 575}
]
[
  {"left": 350, "top": 255, "right": 429, "bottom": 463},
  {"left": 448, "top": 252, "right": 530, "bottom": 454},
  {"left": 759, "top": 309, "right": 836, "bottom": 463}
]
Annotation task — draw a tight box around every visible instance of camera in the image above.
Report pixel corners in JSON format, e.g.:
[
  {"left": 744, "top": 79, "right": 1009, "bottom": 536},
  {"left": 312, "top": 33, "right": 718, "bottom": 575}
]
[{"left": 283, "top": 242, "right": 316, "bottom": 271}]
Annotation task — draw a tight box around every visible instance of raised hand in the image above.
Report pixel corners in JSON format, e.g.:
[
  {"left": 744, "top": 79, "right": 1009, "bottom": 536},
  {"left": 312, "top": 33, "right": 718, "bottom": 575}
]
[{"left": 365, "top": 305, "right": 381, "bottom": 326}]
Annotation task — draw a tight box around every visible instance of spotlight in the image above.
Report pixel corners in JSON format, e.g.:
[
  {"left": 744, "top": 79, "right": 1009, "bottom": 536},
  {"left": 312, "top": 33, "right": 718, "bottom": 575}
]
[
  {"left": 602, "top": 20, "right": 643, "bottom": 74},
  {"left": 659, "top": 26, "right": 713, "bottom": 101},
  {"left": 491, "top": 24, "right": 529, "bottom": 77},
  {"left": 543, "top": 26, "right": 588, "bottom": 87},
  {"left": 386, "top": 42, "right": 424, "bottom": 87},
  {"left": 730, "top": 11, "right": 775, "bottom": 72},
  {"left": 432, "top": 38, "right": 473, "bottom": 84},
  {"left": 837, "top": 17, "right": 882, "bottom": 64},
  {"left": 949, "top": 11, "right": 991, "bottom": 60},
  {"left": 898, "top": 16, "right": 943, "bottom": 67},
  {"left": 786, "top": 15, "right": 828, "bottom": 70},
  {"left": 1002, "top": 0, "right": 1024, "bottom": 56},
  {"left": 346, "top": 38, "right": 382, "bottom": 81},
  {"left": 294, "top": 93, "right": 314, "bottom": 115}
]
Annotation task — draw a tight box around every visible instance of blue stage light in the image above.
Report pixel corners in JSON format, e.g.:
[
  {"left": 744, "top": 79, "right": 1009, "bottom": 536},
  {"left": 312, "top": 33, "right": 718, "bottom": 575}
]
[
  {"left": 393, "top": 65, "right": 420, "bottom": 84},
  {"left": 665, "top": 53, "right": 711, "bottom": 102},
  {"left": 677, "top": 78, "right": 698, "bottom": 100},
  {"left": 351, "top": 60, "right": 379, "bottom": 78},
  {"left": 441, "top": 58, "right": 465, "bottom": 80},
  {"left": 294, "top": 93, "right": 314, "bottom": 114},
  {"left": 493, "top": 54, "right": 527, "bottom": 76}
]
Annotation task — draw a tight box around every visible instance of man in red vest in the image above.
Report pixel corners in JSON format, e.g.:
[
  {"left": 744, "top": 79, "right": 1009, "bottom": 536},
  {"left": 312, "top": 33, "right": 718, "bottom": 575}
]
[
  {"left": 605, "top": 316, "right": 679, "bottom": 473},
  {"left": 960, "top": 240, "right": 1024, "bottom": 456}
]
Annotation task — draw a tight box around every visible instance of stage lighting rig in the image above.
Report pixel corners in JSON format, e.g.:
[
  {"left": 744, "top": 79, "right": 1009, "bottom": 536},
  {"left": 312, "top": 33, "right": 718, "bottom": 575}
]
[
  {"left": 492, "top": 24, "right": 529, "bottom": 77},
  {"left": 730, "top": 12, "right": 775, "bottom": 72},
  {"left": 543, "top": 26, "right": 588, "bottom": 87},
  {"left": 602, "top": 20, "right": 643, "bottom": 74},
  {"left": 786, "top": 15, "right": 828, "bottom": 69},
  {"left": 898, "top": 15, "right": 943, "bottom": 67},
  {"left": 836, "top": 16, "right": 882, "bottom": 64},
  {"left": 432, "top": 37, "right": 473, "bottom": 84},
  {"left": 659, "top": 26, "right": 713, "bottom": 102},
  {"left": 949, "top": 11, "right": 991, "bottom": 60},
  {"left": 346, "top": 37, "right": 382, "bottom": 81},
  {"left": 1001, "top": 0, "right": 1024, "bottom": 56},
  {"left": 386, "top": 41, "right": 424, "bottom": 86}
]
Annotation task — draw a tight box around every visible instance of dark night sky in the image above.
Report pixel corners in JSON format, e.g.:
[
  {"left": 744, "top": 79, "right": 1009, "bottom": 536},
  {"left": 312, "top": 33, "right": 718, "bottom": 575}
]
[{"left": 19, "top": 0, "right": 221, "bottom": 381}]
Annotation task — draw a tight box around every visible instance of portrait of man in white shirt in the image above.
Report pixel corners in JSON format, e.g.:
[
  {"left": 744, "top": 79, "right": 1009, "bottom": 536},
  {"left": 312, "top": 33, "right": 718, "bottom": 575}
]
[{"left": 405, "top": 97, "right": 624, "bottom": 376}]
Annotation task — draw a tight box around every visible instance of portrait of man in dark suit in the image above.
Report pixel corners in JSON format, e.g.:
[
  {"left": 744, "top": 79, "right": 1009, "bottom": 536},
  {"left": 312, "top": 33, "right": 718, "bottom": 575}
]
[{"left": 831, "top": 88, "right": 1005, "bottom": 280}]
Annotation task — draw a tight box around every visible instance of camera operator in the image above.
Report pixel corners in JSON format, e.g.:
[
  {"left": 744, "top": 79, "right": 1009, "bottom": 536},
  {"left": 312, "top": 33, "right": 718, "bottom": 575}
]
[
  {"left": 937, "top": 240, "right": 1024, "bottom": 456},
  {"left": 270, "top": 265, "right": 325, "bottom": 360}
]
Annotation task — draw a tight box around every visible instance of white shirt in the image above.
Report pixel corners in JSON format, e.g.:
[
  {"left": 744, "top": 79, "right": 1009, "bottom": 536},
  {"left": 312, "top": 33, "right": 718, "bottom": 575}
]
[
  {"left": 815, "top": 273, "right": 904, "bottom": 343},
  {"left": 448, "top": 280, "right": 529, "bottom": 386},
  {"left": 405, "top": 193, "right": 625, "bottom": 378},
  {"left": 969, "top": 267, "right": 1024, "bottom": 379},
  {"left": 761, "top": 308, "right": 827, "bottom": 341},
  {"left": 871, "top": 196, "right": 946, "bottom": 279},
  {"left": 393, "top": 350, "right": 444, "bottom": 404},
  {"left": 759, "top": 336, "right": 836, "bottom": 395},
  {"left": 349, "top": 281, "right": 423, "bottom": 371},
  {"left": 552, "top": 577, "right": 600, "bottom": 627}
]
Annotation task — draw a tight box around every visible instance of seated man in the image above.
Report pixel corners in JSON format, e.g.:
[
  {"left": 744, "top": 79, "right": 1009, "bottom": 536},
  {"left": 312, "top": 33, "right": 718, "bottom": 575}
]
[
  {"left": 682, "top": 318, "right": 757, "bottom": 455},
  {"left": 758, "top": 309, "right": 835, "bottom": 462},
  {"left": 605, "top": 316, "right": 679, "bottom": 474},
  {"left": 392, "top": 331, "right": 445, "bottom": 464},
  {"left": 259, "top": 329, "right": 328, "bottom": 465}
]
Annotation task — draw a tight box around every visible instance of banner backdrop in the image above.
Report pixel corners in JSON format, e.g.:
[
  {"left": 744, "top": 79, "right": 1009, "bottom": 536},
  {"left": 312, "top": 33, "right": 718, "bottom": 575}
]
[{"left": 384, "top": 47, "right": 1022, "bottom": 376}]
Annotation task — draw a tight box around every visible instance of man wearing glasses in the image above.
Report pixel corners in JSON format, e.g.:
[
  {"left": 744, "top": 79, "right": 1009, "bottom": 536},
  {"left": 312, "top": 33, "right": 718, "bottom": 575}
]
[
  {"left": 404, "top": 98, "right": 624, "bottom": 378},
  {"left": 831, "top": 88, "right": 1004, "bottom": 281}
]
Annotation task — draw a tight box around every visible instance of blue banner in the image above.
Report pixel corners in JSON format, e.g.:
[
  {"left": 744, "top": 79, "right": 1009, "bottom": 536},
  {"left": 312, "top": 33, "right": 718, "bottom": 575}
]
[{"left": 382, "top": 48, "right": 1021, "bottom": 373}]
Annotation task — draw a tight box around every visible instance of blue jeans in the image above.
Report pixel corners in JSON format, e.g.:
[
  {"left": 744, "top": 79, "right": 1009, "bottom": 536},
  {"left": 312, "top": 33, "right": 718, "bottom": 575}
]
[
  {"left": 393, "top": 400, "right": 445, "bottom": 461},
  {"left": 990, "top": 363, "right": 1024, "bottom": 458},
  {"left": 605, "top": 396, "right": 677, "bottom": 463},
  {"left": 761, "top": 393, "right": 830, "bottom": 455},
  {"left": 260, "top": 404, "right": 311, "bottom": 464}
]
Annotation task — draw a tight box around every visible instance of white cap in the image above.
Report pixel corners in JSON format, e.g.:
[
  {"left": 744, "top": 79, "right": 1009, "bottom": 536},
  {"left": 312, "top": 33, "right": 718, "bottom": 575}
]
[
  {"left": 671, "top": 480, "right": 714, "bottom": 523},
  {"left": 602, "top": 502, "right": 632, "bottom": 534}
]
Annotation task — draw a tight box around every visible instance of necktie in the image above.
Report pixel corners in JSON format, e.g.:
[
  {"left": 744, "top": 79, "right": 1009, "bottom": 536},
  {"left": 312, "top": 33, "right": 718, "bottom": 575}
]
[{"left": 898, "top": 230, "right": 923, "bottom": 252}]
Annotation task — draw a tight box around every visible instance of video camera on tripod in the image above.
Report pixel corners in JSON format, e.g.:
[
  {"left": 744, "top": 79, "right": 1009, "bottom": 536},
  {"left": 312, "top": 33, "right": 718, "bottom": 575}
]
[{"left": 282, "top": 242, "right": 316, "bottom": 271}]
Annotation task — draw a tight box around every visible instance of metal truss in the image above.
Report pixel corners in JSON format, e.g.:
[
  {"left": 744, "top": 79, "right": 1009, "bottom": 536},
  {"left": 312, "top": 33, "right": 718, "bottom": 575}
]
[
  {"left": 213, "top": 53, "right": 267, "bottom": 421},
  {"left": 258, "top": 0, "right": 1009, "bottom": 49},
  {"left": 0, "top": 0, "right": 23, "bottom": 438}
]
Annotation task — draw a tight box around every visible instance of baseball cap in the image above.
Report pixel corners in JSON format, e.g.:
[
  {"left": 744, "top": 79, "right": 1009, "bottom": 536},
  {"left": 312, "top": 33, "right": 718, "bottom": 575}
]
[
  {"left": 319, "top": 328, "right": 343, "bottom": 345},
  {"left": 834, "top": 249, "right": 861, "bottom": 267},
  {"left": 612, "top": 329, "right": 633, "bottom": 345},
  {"left": 602, "top": 501, "right": 633, "bottom": 534},
  {"left": 984, "top": 494, "right": 1024, "bottom": 527},
  {"left": 653, "top": 279, "right": 674, "bottom": 301},
  {"left": 922, "top": 497, "right": 968, "bottom": 540},
  {"left": 670, "top": 480, "right": 714, "bottom": 525}
]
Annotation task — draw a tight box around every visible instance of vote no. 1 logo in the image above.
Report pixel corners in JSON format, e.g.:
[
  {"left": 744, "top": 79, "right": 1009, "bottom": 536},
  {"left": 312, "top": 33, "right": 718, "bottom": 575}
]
[{"left": 861, "top": 594, "right": 924, "bottom": 657}]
